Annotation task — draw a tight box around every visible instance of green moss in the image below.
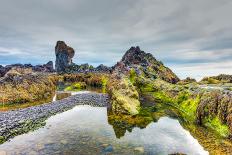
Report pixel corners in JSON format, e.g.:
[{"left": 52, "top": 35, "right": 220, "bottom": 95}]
[
  {"left": 179, "top": 96, "right": 200, "bottom": 121},
  {"left": 129, "top": 68, "right": 136, "bottom": 84},
  {"left": 153, "top": 91, "right": 173, "bottom": 104},
  {"left": 108, "top": 77, "right": 140, "bottom": 115},
  {"left": 0, "top": 136, "right": 5, "bottom": 144},
  {"left": 64, "top": 82, "right": 86, "bottom": 91},
  {"left": 203, "top": 117, "right": 230, "bottom": 137},
  {"left": 140, "top": 83, "right": 155, "bottom": 92}
]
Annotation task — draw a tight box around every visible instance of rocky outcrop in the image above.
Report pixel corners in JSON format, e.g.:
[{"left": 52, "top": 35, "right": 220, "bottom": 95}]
[
  {"left": 32, "top": 61, "right": 54, "bottom": 72},
  {"left": 178, "top": 77, "right": 197, "bottom": 85},
  {"left": 113, "top": 46, "right": 180, "bottom": 84},
  {"left": 0, "top": 62, "right": 54, "bottom": 77},
  {"left": 55, "top": 41, "right": 75, "bottom": 73},
  {"left": 200, "top": 74, "right": 232, "bottom": 84},
  {"left": 196, "top": 90, "right": 232, "bottom": 136},
  {"left": 0, "top": 73, "right": 58, "bottom": 104},
  {"left": 65, "top": 63, "right": 112, "bottom": 73},
  {"left": 107, "top": 77, "right": 140, "bottom": 115},
  {"left": 95, "top": 64, "right": 112, "bottom": 73}
]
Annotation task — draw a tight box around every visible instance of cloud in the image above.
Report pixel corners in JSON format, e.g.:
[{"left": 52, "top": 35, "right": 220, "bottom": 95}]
[{"left": 0, "top": 0, "right": 231, "bottom": 79}]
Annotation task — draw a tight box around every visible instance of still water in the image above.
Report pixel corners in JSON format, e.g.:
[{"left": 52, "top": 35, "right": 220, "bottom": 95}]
[{"left": 0, "top": 105, "right": 208, "bottom": 155}]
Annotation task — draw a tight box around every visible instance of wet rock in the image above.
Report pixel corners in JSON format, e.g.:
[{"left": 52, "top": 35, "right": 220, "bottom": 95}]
[{"left": 55, "top": 41, "right": 75, "bottom": 73}]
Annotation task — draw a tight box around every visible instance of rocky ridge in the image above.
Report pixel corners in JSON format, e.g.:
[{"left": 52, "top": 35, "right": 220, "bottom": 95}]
[
  {"left": 0, "top": 62, "right": 54, "bottom": 78},
  {"left": 113, "top": 46, "right": 180, "bottom": 84}
]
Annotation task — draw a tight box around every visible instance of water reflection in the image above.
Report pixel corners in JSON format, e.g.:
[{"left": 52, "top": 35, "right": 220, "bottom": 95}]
[{"left": 0, "top": 105, "right": 208, "bottom": 155}]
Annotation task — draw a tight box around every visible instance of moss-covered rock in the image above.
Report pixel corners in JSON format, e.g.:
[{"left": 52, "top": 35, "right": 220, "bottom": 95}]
[
  {"left": 0, "top": 74, "right": 57, "bottom": 105},
  {"left": 64, "top": 82, "right": 87, "bottom": 91},
  {"left": 135, "top": 75, "right": 232, "bottom": 138},
  {"left": 107, "top": 77, "right": 140, "bottom": 115}
]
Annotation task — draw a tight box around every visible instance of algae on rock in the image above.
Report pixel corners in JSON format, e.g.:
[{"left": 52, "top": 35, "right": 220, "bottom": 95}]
[{"left": 107, "top": 77, "right": 140, "bottom": 115}]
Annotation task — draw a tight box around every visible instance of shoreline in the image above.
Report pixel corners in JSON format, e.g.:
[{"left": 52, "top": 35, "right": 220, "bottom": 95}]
[{"left": 0, "top": 92, "right": 109, "bottom": 144}]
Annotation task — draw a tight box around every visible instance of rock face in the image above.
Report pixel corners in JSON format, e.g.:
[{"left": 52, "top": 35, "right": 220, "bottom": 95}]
[
  {"left": 113, "top": 46, "right": 180, "bottom": 83},
  {"left": 55, "top": 41, "right": 75, "bottom": 73}
]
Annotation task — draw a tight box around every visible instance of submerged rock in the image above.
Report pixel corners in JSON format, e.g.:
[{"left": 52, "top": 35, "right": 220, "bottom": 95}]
[{"left": 55, "top": 41, "right": 75, "bottom": 73}]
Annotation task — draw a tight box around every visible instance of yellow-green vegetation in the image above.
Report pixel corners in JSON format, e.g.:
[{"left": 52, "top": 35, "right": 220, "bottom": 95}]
[
  {"left": 0, "top": 74, "right": 57, "bottom": 104},
  {"left": 203, "top": 117, "right": 230, "bottom": 137},
  {"left": 62, "top": 73, "right": 109, "bottom": 87},
  {"left": 107, "top": 77, "right": 140, "bottom": 115},
  {"left": 200, "top": 77, "right": 221, "bottom": 84},
  {"left": 62, "top": 73, "right": 109, "bottom": 93},
  {"left": 135, "top": 76, "right": 231, "bottom": 137},
  {"left": 129, "top": 68, "right": 136, "bottom": 84},
  {"left": 64, "top": 82, "right": 87, "bottom": 91},
  {"left": 107, "top": 111, "right": 153, "bottom": 138}
]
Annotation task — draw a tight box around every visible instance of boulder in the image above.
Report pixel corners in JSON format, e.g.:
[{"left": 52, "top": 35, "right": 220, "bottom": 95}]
[{"left": 55, "top": 41, "right": 75, "bottom": 73}]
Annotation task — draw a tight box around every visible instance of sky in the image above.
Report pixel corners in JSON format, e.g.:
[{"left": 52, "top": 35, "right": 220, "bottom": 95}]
[{"left": 0, "top": 0, "right": 232, "bottom": 80}]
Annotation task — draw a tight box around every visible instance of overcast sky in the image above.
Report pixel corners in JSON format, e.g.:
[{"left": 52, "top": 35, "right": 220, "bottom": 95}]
[{"left": 0, "top": 0, "right": 231, "bottom": 80}]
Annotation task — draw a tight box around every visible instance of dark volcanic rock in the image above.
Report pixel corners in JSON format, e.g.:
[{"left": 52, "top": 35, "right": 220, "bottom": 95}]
[
  {"left": 94, "top": 64, "right": 111, "bottom": 73},
  {"left": 113, "top": 46, "right": 180, "bottom": 83},
  {"left": 0, "top": 65, "right": 7, "bottom": 77},
  {"left": 65, "top": 63, "right": 111, "bottom": 73},
  {"left": 33, "top": 61, "right": 54, "bottom": 72},
  {"left": 55, "top": 41, "right": 75, "bottom": 73}
]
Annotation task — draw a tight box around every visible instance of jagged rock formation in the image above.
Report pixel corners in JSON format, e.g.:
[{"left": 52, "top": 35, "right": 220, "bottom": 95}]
[
  {"left": 55, "top": 41, "right": 75, "bottom": 73},
  {"left": 113, "top": 46, "right": 179, "bottom": 84}
]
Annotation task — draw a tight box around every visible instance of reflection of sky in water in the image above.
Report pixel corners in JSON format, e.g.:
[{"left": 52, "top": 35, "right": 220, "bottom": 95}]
[{"left": 0, "top": 106, "right": 208, "bottom": 155}]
